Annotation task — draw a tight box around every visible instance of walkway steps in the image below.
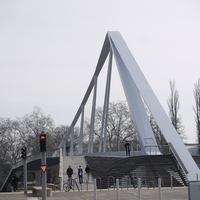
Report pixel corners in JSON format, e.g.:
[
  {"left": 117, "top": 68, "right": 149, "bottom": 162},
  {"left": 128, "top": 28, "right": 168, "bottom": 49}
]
[
  {"left": 62, "top": 156, "right": 94, "bottom": 191},
  {"left": 85, "top": 154, "right": 188, "bottom": 189}
]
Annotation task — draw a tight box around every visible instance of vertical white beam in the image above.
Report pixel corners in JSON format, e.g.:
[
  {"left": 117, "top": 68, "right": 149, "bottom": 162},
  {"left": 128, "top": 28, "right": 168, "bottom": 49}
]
[
  {"left": 103, "top": 50, "right": 112, "bottom": 152},
  {"left": 99, "top": 49, "right": 113, "bottom": 152},
  {"left": 88, "top": 76, "right": 97, "bottom": 153},
  {"left": 78, "top": 105, "right": 84, "bottom": 154},
  {"left": 70, "top": 126, "right": 74, "bottom": 156}
]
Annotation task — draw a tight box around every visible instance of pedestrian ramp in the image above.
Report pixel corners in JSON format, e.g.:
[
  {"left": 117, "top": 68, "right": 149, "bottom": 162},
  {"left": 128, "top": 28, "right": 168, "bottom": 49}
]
[{"left": 62, "top": 156, "right": 94, "bottom": 191}]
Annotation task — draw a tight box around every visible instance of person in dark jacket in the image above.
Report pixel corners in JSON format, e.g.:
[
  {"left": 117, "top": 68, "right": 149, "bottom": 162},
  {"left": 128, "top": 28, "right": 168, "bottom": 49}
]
[
  {"left": 124, "top": 140, "right": 130, "bottom": 156},
  {"left": 11, "top": 173, "right": 19, "bottom": 192},
  {"left": 85, "top": 164, "right": 91, "bottom": 181},
  {"left": 66, "top": 165, "right": 73, "bottom": 185},
  {"left": 77, "top": 165, "right": 83, "bottom": 184}
]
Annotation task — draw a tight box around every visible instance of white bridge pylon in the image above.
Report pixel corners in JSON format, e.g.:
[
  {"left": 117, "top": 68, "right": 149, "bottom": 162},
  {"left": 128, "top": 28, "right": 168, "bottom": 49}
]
[{"left": 60, "top": 31, "right": 200, "bottom": 181}]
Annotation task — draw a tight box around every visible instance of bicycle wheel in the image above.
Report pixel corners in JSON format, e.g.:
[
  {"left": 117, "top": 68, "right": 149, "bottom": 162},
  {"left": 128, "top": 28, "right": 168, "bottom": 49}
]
[{"left": 63, "top": 182, "right": 71, "bottom": 192}]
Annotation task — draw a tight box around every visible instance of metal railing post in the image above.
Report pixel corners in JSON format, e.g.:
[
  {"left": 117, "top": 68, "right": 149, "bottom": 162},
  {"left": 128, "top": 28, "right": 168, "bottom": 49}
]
[
  {"left": 158, "top": 178, "right": 162, "bottom": 200},
  {"left": 94, "top": 178, "right": 97, "bottom": 200},
  {"left": 116, "top": 179, "right": 120, "bottom": 200},
  {"left": 138, "top": 177, "right": 141, "bottom": 200},
  {"left": 170, "top": 174, "right": 173, "bottom": 189}
]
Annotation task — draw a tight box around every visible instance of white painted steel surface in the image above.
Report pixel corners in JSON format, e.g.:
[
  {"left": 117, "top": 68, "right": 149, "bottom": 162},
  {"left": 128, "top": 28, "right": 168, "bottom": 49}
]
[
  {"left": 107, "top": 31, "right": 200, "bottom": 181},
  {"left": 59, "top": 31, "right": 200, "bottom": 181}
]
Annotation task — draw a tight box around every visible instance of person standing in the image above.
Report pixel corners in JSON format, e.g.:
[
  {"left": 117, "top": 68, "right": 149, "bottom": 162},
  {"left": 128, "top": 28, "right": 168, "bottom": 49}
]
[
  {"left": 66, "top": 146, "right": 70, "bottom": 156},
  {"left": 78, "top": 166, "right": 83, "bottom": 184},
  {"left": 85, "top": 164, "right": 91, "bottom": 181},
  {"left": 66, "top": 165, "right": 73, "bottom": 185},
  {"left": 124, "top": 140, "right": 130, "bottom": 156},
  {"left": 11, "top": 173, "right": 19, "bottom": 192}
]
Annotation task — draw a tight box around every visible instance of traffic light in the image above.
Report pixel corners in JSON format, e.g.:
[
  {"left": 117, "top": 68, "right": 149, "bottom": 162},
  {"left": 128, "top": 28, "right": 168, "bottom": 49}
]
[
  {"left": 40, "top": 133, "right": 46, "bottom": 152},
  {"left": 21, "top": 147, "right": 26, "bottom": 159}
]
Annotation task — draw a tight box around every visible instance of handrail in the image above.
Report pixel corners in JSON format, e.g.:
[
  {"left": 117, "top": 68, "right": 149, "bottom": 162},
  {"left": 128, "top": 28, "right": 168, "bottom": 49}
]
[
  {"left": 95, "top": 176, "right": 102, "bottom": 191},
  {"left": 147, "top": 180, "right": 155, "bottom": 189},
  {"left": 107, "top": 176, "right": 115, "bottom": 190},
  {"left": 144, "top": 145, "right": 170, "bottom": 155},
  {"left": 168, "top": 142, "right": 189, "bottom": 175}
]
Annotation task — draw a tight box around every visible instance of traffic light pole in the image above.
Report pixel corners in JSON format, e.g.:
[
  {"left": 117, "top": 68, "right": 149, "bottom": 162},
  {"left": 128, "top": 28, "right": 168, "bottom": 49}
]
[
  {"left": 41, "top": 152, "right": 47, "bottom": 200},
  {"left": 23, "top": 158, "right": 27, "bottom": 194},
  {"left": 21, "top": 147, "right": 27, "bottom": 194}
]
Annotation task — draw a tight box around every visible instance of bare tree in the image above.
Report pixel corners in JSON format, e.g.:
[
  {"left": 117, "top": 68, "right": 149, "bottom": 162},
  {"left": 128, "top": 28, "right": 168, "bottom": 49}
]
[
  {"left": 53, "top": 125, "right": 69, "bottom": 150},
  {"left": 0, "top": 118, "right": 24, "bottom": 166},
  {"left": 84, "top": 101, "right": 137, "bottom": 152},
  {"left": 107, "top": 101, "right": 137, "bottom": 151},
  {"left": 193, "top": 78, "right": 200, "bottom": 144},
  {"left": 17, "top": 106, "right": 55, "bottom": 155},
  {"left": 167, "top": 80, "right": 185, "bottom": 139},
  {"left": 0, "top": 107, "right": 68, "bottom": 185}
]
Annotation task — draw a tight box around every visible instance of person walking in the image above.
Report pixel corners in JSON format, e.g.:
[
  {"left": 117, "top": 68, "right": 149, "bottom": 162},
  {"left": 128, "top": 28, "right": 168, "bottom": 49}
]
[
  {"left": 66, "top": 165, "right": 73, "bottom": 185},
  {"left": 11, "top": 173, "right": 19, "bottom": 192},
  {"left": 124, "top": 140, "right": 130, "bottom": 156},
  {"left": 85, "top": 164, "right": 91, "bottom": 181},
  {"left": 78, "top": 165, "right": 83, "bottom": 184}
]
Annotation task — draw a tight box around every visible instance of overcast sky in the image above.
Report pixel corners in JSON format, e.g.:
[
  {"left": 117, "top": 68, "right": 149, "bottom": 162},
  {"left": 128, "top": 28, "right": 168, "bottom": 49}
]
[{"left": 1, "top": 0, "right": 200, "bottom": 143}]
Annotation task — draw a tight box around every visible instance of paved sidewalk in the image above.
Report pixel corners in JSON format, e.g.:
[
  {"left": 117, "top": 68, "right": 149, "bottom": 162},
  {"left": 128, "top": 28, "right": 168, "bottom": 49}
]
[{"left": 0, "top": 187, "right": 189, "bottom": 200}]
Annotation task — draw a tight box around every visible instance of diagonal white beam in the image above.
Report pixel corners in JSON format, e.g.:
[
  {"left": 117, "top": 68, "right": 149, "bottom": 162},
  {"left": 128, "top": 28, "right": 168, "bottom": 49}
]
[{"left": 108, "top": 31, "right": 200, "bottom": 181}]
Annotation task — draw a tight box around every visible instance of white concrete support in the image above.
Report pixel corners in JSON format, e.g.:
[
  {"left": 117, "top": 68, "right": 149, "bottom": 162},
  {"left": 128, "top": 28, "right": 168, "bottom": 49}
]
[
  {"left": 88, "top": 75, "right": 97, "bottom": 153},
  {"left": 63, "top": 141, "right": 66, "bottom": 157},
  {"left": 70, "top": 127, "right": 74, "bottom": 156},
  {"left": 78, "top": 105, "right": 84, "bottom": 154},
  {"left": 59, "top": 148, "right": 63, "bottom": 191},
  {"left": 99, "top": 49, "right": 112, "bottom": 153}
]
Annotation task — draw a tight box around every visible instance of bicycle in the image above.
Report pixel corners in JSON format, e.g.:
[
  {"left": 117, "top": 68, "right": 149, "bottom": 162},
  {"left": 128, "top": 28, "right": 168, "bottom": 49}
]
[{"left": 63, "top": 178, "right": 80, "bottom": 192}]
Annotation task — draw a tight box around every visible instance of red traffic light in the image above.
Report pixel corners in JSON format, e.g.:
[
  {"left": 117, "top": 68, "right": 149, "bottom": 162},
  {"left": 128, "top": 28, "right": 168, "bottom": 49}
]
[
  {"left": 40, "top": 135, "right": 46, "bottom": 140},
  {"left": 40, "top": 133, "right": 46, "bottom": 152}
]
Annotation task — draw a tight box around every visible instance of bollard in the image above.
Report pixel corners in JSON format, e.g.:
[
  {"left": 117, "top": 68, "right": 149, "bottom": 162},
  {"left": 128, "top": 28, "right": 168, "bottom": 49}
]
[
  {"left": 158, "top": 178, "right": 162, "bottom": 200},
  {"left": 170, "top": 174, "right": 173, "bottom": 189},
  {"left": 138, "top": 178, "right": 141, "bottom": 200},
  {"left": 116, "top": 179, "right": 120, "bottom": 200},
  {"left": 196, "top": 174, "right": 199, "bottom": 181},
  {"left": 94, "top": 178, "right": 97, "bottom": 200}
]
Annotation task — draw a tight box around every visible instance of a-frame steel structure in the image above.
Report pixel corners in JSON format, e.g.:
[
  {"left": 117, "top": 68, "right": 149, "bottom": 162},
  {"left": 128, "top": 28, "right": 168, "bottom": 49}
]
[{"left": 59, "top": 32, "right": 200, "bottom": 181}]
